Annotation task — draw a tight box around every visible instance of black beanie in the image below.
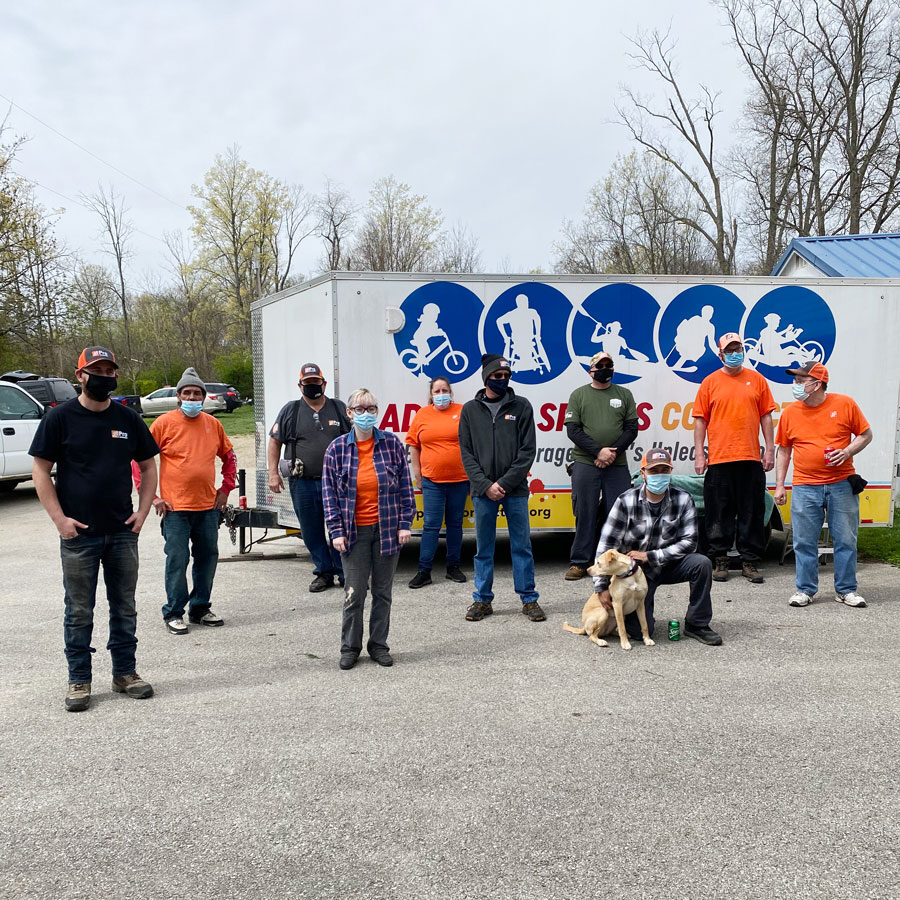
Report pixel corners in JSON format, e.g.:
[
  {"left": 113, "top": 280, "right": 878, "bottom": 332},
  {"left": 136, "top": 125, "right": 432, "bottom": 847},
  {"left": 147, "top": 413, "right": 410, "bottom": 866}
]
[{"left": 481, "top": 353, "right": 511, "bottom": 383}]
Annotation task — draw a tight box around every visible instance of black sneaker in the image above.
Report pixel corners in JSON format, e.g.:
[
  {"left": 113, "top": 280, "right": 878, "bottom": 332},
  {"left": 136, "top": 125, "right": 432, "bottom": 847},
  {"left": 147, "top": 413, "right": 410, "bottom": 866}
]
[
  {"left": 309, "top": 574, "right": 335, "bottom": 593},
  {"left": 712, "top": 557, "right": 729, "bottom": 582},
  {"left": 408, "top": 570, "right": 432, "bottom": 589},
  {"left": 683, "top": 623, "right": 723, "bottom": 646},
  {"left": 465, "top": 601, "right": 493, "bottom": 621},
  {"left": 339, "top": 652, "right": 359, "bottom": 670},
  {"left": 445, "top": 565, "right": 467, "bottom": 583},
  {"left": 522, "top": 601, "right": 547, "bottom": 622},
  {"left": 741, "top": 561, "right": 764, "bottom": 584}
]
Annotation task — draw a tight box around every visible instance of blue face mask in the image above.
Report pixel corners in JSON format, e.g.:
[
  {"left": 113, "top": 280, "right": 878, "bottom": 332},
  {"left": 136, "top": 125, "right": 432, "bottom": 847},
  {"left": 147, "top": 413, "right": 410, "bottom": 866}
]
[
  {"left": 724, "top": 351, "right": 744, "bottom": 368},
  {"left": 645, "top": 473, "right": 671, "bottom": 494},
  {"left": 792, "top": 381, "right": 812, "bottom": 400},
  {"left": 180, "top": 400, "right": 203, "bottom": 418},
  {"left": 486, "top": 378, "right": 509, "bottom": 396},
  {"left": 433, "top": 394, "right": 452, "bottom": 409},
  {"left": 353, "top": 412, "right": 377, "bottom": 432}
]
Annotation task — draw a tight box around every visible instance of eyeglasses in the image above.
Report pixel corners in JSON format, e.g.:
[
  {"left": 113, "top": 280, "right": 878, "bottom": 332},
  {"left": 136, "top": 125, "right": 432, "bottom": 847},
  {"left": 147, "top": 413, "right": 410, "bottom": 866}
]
[
  {"left": 594, "top": 362, "right": 614, "bottom": 370},
  {"left": 350, "top": 405, "right": 378, "bottom": 414},
  {"left": 490, "top": 372, "right": 511, "bottom": 381}
]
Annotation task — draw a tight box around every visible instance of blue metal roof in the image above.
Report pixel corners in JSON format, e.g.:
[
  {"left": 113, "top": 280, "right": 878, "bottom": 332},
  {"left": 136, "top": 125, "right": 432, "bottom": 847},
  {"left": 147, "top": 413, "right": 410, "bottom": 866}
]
[{"left": 771, "top": 233, "right": 900, "bottom": 277}]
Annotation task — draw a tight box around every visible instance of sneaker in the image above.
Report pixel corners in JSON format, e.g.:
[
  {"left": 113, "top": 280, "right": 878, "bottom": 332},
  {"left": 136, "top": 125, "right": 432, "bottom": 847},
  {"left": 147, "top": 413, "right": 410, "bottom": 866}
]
[
  {"left": 465, "top": 601, "right": 493, "bottom": 622},
  {"left": 522, "top": 601, "right": 547, "bottom": 622},
  {"left": 189, "top": 611, "right": 224, "bottom": 627},
  {"left": 370, "top": 650, "right": 393, "bottom": 667},
  {"left": 65, "top": 682, "right": 91, "bottom": 712},
  {"left": 836, "top": 591, "right": 867, "bottom": 608},
  {"left": 339, "top": 652, "right": 359, "bottom": 670},
  {"left": 741, "top": 561, "right": 764, "bottom": 584},
  {"left": 165, "top": 617, "right": 189, "bottom": 635},
  {"left": 712, "top": 557, "right": 729, "bottom": 582},
  {"left": 408, "top": 570, "right": 432, "bottom": 589},
  {"left": 683, "top": 623, "right": 723, "bottom": 646},
  {"left": 564, "top": 565, "right": 587, "bottom": 581},
  {"left": 309, "top": 574, "right": 335, "bottom": 593},
  {"left": 445, "top": 565, "right": 467, "bottom": 583},
  {"left": 112, "top": 673, "right": 153, "bottom": 699},
  {"left": 789, "top": 591, "right": 813, "bottom": 607}
]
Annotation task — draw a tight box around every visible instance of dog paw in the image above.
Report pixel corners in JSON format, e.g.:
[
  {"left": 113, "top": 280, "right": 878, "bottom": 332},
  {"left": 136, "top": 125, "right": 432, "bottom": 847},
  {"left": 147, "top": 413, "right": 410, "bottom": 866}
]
[
  {"left": 597, "top": 639, "right": 608, "bottom": 647},
  {"left": 644, "top": 638, "right": 656, "bottom": 646},
  {"left": 621, "top": 642, "right": 632, "bottom": 651}
]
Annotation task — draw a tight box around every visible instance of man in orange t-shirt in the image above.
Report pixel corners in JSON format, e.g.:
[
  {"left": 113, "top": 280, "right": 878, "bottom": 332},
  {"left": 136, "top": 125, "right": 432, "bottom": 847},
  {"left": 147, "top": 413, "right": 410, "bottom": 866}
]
[
  {"left": 693, "top": 332, "right": 776, "bottom": 584},
  {"left": 774, "top": 361, "right": 872, "bottom": 609},
  {"left": 150, "top": 367, "right": 236, "bottom": 634}
]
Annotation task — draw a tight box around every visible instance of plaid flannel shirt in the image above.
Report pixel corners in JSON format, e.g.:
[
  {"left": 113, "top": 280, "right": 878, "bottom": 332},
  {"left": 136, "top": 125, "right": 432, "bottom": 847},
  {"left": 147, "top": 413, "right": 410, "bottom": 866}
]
[
  {"left": 322, "top": 428, "right": 415, "bottom": 557},
  {"left": 592, "top": 485, "right": 698, "bottom": 591}
]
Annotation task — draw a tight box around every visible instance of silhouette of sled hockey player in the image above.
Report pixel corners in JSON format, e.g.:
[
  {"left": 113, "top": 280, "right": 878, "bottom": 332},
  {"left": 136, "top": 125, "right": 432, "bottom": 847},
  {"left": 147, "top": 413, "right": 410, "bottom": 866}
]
[
  {"left": 665, "top": 305, "right": 719, "bottom": 373},
  {"left": 496, "top": 294, "right": 551, "bottom": 375},
  {"left": 745, "top": 313, "right": 824, "bottom": 368},
  {"left": 401, "top": 303, "right": 468, "bottom": 375}
]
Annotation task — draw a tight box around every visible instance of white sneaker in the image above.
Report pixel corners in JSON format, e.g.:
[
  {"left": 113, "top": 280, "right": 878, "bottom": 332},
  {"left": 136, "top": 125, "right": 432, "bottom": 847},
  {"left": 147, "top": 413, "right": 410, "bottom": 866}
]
[
  {"left": 789, "top": 591, "right": 813, "bottom": 607},
  {"left": 165, "top": 617, "right": 189, "bottom": 635},
  {"left": 836, "top": 591, "right": 867, "bottom": 608}
]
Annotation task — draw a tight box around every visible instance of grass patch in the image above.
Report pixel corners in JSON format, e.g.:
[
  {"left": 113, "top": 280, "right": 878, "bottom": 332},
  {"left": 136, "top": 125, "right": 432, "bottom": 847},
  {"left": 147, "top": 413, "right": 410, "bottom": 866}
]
[
  {"left": 216, "top": 404, "right": 256, "bottom": 437},
  {"left": 857, "top": 509, "right": 900, "bottom": 566}
]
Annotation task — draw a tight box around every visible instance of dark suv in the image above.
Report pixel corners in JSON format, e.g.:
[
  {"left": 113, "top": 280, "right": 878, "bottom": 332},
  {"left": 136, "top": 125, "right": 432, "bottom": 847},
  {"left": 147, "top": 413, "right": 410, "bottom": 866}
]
[
  {"left": 0, "top": 372, "right": 77, "bottom": 408},
  {"left": 204, "top": 383, "right": 242, "bottom": 413}
]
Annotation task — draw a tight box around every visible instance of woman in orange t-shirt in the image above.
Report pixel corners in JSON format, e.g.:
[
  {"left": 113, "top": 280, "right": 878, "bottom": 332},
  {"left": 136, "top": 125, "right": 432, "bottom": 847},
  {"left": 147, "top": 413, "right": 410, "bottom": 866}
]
[{"left": 405, "top": 377, "right": 470, "bottom": 588}]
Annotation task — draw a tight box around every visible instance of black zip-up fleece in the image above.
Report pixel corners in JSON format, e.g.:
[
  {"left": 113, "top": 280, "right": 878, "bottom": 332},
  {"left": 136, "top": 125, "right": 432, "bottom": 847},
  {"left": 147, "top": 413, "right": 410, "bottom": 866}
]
[{"left": 458, "top": 387, "right": 536, "bottom": 497}]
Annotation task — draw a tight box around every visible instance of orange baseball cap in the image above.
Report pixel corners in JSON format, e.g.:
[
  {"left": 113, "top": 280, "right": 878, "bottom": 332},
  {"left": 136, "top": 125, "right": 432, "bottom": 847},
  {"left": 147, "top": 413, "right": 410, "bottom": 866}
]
[
  {"left": 641, "top": 448, "right": 673, "bottom": 469},
  {"left": 786, "top": 360, "right": 829, "bottom": 382},
  {"left": 717, "top": 332, "right": 743, "bottom": 351},
  {"left": 76, "top": 346, "right": 118, "bottom": 371}
]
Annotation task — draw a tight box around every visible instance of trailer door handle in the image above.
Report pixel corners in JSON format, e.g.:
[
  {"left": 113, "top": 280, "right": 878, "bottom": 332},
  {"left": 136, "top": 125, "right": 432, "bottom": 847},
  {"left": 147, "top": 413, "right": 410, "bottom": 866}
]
[{"left": 2, "top": 427, "right": 14, "bottom": 436}]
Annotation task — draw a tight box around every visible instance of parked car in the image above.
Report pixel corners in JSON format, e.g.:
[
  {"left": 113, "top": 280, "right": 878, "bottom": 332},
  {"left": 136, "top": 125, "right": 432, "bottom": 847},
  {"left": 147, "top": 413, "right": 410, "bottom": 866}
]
[
  {"left": 0, "top": 380, "right": 45, "bottom": 493},
  {"left": 204, "top": 382, "right": 242, "bottom": 413},
  {"left": 140, "top": 386, "right": 226, "bottom": 417},
  {"left": 0, "top": 373, "right": 77, "bottom": 408}
]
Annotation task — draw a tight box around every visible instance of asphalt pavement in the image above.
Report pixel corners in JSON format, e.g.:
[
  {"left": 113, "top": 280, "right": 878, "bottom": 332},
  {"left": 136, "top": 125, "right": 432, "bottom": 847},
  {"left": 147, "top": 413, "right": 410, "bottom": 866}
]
[{"left": 1, "top": 478, "right": 898, "bottom": 900}]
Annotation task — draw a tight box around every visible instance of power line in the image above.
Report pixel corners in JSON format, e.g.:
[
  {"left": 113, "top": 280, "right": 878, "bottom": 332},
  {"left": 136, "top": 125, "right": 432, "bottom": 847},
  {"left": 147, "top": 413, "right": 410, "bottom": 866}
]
[{"left": 0, "top": 90, "right": 184, "bottom": 209}]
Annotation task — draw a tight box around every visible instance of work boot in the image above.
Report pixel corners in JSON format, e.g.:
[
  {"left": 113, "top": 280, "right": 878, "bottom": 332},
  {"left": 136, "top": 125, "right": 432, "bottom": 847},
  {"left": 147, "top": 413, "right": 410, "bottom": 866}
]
[
  {"left": 712, "top": 557, "right": 729, "bottom": 582},
  {"left": 112, "top": 673, "right": 154, "bottom": 699},
  {"left": 309, "top": 574, "right": 335, "bottom": 593},
  {"left": 465, "top": 601, "right": 493, "bottom": 622},
  {"left": 65, "top": 683, "right": 91, "bottom": 712},
  {"left": 564, "top": 565, "right": 587, "bottom": 581},
  {"left": 522, "top": 601, "right": 547, "bottom": 622},
  {"left": 741, "top": 561, "right": 764, "bottom": 584}
]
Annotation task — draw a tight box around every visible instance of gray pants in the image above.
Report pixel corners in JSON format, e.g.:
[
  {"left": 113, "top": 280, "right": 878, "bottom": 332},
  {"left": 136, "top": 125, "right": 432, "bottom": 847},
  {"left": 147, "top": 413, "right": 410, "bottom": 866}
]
[
  {"left": 569, "top": 461, "right": 633, "bottom": 567},
  {"left": 340, "top": 524, "right": 399, "bottom": 655}
]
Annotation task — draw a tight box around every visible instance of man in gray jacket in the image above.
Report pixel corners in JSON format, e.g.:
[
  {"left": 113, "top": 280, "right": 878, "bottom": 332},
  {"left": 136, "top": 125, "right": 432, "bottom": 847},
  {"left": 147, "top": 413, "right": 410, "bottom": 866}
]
[{"left": 458, "top": 354, "right": 544, "bottom": 623}]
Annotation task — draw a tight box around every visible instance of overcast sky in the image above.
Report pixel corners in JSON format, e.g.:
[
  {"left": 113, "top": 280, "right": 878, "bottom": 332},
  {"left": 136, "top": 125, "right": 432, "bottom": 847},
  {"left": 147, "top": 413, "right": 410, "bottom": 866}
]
[{"left": 1, "top": 0, "right": 748, "bottom": 284}]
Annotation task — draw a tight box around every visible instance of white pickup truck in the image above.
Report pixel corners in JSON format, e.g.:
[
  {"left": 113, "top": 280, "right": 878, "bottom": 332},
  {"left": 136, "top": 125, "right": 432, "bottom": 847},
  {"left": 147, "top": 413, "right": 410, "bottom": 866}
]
[{"left": 0, "top": 380, "right": 45, "bottom": 493}]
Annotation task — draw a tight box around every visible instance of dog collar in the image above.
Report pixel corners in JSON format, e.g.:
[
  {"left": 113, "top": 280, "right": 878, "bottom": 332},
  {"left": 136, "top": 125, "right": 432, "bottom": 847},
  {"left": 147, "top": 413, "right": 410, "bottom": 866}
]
[{"left": 623, "top": 559, "right": 641, "bottom": 577}]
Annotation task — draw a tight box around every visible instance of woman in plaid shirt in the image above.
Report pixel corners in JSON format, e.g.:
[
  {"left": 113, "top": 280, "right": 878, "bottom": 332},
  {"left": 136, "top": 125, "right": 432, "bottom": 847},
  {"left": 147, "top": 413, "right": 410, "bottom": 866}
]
[{"left": 322, "top": 388, "right": 415, "bottom": 670}]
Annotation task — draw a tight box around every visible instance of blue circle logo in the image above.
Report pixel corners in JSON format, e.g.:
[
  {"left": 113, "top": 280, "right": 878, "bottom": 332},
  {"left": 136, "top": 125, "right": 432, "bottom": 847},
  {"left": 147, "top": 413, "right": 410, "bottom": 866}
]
[
  {"left": 657, "top": 285, "right": 745, "bottom": 384},
  {"left": 569, "top": 283, "right": 660, "bottom": 384},
  {"left": 481, "top": 283, "right": 573, "bottom": 384},
  {"left": 393, "top": 282, "right": 483, "bottom": 382},
  {"left": 742, "top": 286, "right": 835, "bottom": 384}
]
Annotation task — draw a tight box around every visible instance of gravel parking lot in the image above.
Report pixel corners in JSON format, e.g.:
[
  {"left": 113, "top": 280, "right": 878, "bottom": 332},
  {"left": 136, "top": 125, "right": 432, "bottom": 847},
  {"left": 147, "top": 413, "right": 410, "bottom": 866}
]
[{"left": 1, "top": 474, "right": 898, "bottom": 900}]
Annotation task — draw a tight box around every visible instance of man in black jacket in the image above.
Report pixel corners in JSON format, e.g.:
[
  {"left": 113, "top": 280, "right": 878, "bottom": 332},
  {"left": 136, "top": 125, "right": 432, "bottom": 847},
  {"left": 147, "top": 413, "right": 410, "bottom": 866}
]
[
  {"left": 458, "top": 354, "right": 544, "bottom": 623},
  {"left": 563, "top": 351, "right": 639, "bottom": 580}
]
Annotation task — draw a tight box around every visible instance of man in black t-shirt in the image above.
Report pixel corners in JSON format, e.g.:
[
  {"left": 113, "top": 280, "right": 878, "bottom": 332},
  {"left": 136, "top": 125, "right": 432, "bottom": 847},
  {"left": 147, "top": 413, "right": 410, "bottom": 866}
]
[
  {"left": 266, "top": 362, "right": 351, "bottom": 592},
  {"left": 29, "top": 346, "right": 160, "bottom": 712}
]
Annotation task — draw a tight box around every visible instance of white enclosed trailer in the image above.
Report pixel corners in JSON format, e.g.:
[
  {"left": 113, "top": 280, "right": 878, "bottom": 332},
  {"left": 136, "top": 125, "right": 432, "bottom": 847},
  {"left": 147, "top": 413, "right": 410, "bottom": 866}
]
[{"left": 250, "top": 272, "right": 900, "bottom": 531}]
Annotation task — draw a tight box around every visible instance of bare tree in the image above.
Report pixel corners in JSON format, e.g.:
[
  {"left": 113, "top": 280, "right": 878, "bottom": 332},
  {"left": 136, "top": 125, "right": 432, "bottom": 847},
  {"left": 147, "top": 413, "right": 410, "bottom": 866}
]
[
  {"left": 436, "top": 222, "right": 482, "bottom": 273},
  {"left": 316, "top": 179, "right": 357, "bottom": 272},
  {"left": 617, "top": 29, "right": 738, "bottom": 274}
]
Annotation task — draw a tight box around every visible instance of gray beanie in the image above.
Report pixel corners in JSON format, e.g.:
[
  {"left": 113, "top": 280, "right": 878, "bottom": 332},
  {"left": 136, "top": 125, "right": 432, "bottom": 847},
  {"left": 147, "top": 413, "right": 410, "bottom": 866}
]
[{"left": 176, "top": 367, "right": 206, "bottom": 395}]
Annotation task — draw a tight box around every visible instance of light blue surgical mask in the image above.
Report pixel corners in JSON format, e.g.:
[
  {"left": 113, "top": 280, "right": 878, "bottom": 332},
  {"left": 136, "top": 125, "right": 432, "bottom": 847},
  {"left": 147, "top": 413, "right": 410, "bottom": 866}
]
[
  {"left": 792, "top": 382, "right": 810, "bottom": 400},
  {"left": 645, "top": 473, "right": 671, "bottom": 494},
  {"left": 353, "top": 412, "right": 377, "bottom": 432},
  {"left": 724, "top": 351, "right": 744, "bottom": 368},
  {"left": 433, "top": 394, "right": 452, "bottom": 409},
  {"left": 180, "top": 400, "right": 203, "bottom": 418}
]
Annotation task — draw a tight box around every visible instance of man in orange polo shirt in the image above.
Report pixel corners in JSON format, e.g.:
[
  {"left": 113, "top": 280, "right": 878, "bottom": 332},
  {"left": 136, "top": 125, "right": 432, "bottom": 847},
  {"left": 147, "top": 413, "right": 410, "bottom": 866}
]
[
  {"left": 774, "top": 361, "right": 872, "bottom": 609},
  {"left": 151, "top": 367, "right": 236, "bottom": 634},
  {"left": 693, "top": 332, "right": 776, "bottom": 583}
]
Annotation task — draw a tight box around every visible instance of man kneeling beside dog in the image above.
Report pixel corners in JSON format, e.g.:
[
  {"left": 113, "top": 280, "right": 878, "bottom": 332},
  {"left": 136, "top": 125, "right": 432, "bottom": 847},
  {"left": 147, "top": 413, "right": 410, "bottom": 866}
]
[{"left": 565, "top": 447, "right": 723, "bottom": 648}]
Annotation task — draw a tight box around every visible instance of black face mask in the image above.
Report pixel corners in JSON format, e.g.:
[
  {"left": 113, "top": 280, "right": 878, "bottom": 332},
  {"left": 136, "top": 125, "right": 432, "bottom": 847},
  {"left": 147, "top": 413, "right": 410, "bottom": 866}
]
[
  {"left": 84, "top": 373, "right": 118, "bottom": 400},
  {"left": 486, "top": 378, "right": 509, "bottom": 397},
  {"left": 302, "top": 383, "right": 324, "bottom": 400},
  {"left": 592, "top": 367, "right": 614, "bottom": 384}
]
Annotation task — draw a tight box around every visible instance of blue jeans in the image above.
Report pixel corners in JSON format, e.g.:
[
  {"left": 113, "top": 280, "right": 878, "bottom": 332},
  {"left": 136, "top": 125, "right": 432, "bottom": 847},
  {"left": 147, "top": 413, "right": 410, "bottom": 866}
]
[
  {"left": 161, "top": 509, "right": 221, "bottom": 621},
  {"left": 289, "top": 477, "right": 343, "bottom": 578},
  {"left": 791, "top": 480, "right": 859, "bottom": 596},
  {"left": 472, "top": 494, "right": 538, "bottom": 604},
  {"left": 418, "top": 477, "right": 470, "bottom": 570},
  {"left": 60, "top": 530, "right": 140, "bottom": 683}
]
